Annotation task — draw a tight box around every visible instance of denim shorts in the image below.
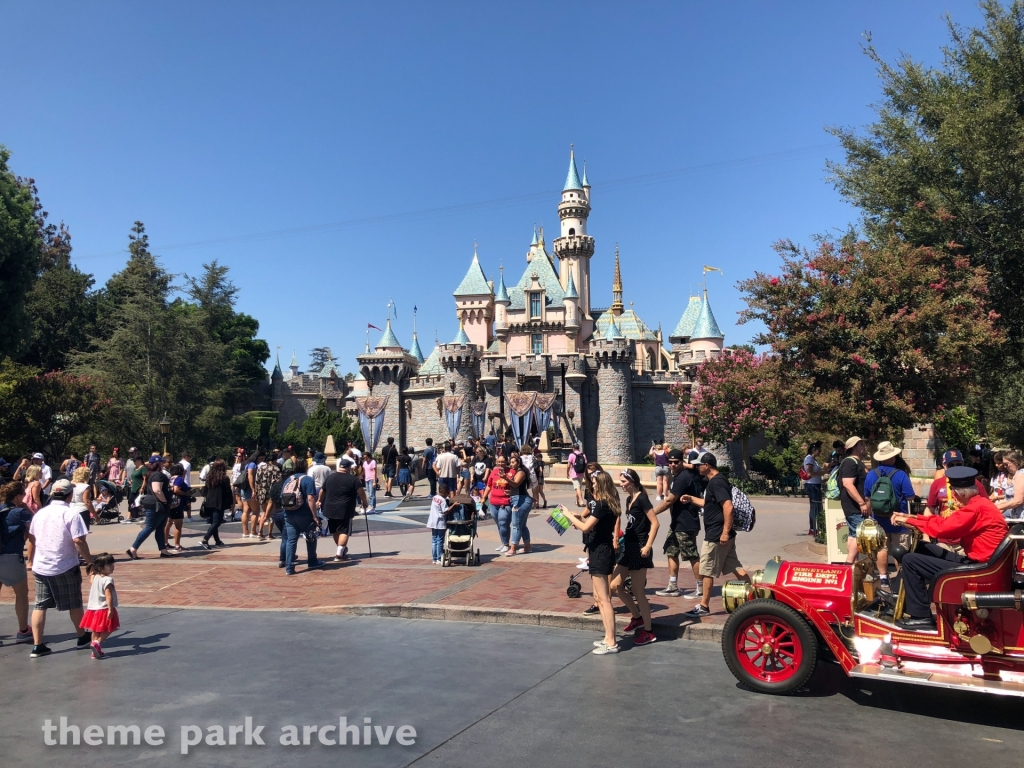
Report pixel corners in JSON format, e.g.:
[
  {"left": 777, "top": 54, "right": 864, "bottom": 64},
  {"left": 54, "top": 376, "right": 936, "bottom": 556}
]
[
  {"left": 844, "top": 513, "right": 865, "bottom": 537},
  {"left": 240, "top": 488, "right": 253, "bottom": 501},
  {"left": 655, "top": 466, "right": 670, "bottom": 477}
]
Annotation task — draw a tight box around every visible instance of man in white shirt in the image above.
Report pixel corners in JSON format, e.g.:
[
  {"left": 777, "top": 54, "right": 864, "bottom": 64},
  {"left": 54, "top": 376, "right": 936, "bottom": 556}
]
[
  {"left": 199, "top": 455, "right": 214, "bottom": 483},
  {"left": 433, "top": 444, "right": 460, "bottom": 493},
  {"left": 31, "top": 453, "right": 52, "bottom": 493},
  {"left": 26, "top": 479, "right": 93, "bottom": 658},
  {"left": 123, "top": 447, "right": 139, "bottom": 487},
  {"left": 307, "top": 452, "right": 333, "bottom": 494},
  {"left": 180, "top": 452, "right": 192, "bottom": 482}
]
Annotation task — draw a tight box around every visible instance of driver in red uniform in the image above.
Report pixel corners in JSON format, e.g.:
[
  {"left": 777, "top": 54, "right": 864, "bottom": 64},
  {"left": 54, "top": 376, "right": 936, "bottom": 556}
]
[{"left": 891, "top": 466, "right": 1009, "bottom": 631}]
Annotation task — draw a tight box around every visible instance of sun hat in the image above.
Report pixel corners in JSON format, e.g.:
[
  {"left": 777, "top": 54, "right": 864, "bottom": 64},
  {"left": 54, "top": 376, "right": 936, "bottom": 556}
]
[
  {"left": 873, "top": 441, "right": 902, "bottom": 461},
  {"left": 844, "top": 436, "right": 864, "bottom": 451}
]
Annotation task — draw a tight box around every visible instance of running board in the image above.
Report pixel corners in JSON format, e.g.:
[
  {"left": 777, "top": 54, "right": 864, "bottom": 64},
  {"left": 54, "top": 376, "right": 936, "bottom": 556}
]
[{"left": 850, "top": 664, "right": 1024, "bottom": 697}]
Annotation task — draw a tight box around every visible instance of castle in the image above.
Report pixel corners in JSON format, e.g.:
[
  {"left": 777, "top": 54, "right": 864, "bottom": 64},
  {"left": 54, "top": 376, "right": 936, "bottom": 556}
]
[{"left": 270, "top": 149, "right": 726, "bottom": 464}]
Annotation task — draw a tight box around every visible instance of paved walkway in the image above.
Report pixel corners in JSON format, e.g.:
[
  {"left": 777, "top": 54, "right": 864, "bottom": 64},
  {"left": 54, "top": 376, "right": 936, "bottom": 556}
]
[{"left": 0, "top": 486, "right": 824, "bottom": 641}]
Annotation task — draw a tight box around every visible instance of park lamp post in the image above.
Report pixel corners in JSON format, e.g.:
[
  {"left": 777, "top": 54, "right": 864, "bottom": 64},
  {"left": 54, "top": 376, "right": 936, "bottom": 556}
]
[
  {"left": 686, "top": 405, "right": 698, "bottom": 449},
  {"left": 159, "top": 414, "right": 171, "bottom": 457}
]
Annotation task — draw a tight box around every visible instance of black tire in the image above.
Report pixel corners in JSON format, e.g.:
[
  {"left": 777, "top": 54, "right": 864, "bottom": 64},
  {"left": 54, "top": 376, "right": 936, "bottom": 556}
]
[
  {"left": 722, "top": 599, "right": 817, "bottom": 695},
  {"left": 567, "top": 582, "right": 582, "bottom": 599}
]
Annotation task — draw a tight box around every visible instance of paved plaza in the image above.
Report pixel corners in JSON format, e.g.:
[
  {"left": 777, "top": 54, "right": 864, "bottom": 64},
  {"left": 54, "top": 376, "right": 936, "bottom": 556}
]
[{"left": 1, "top": 607, "right": 1022, "bottom": 767}]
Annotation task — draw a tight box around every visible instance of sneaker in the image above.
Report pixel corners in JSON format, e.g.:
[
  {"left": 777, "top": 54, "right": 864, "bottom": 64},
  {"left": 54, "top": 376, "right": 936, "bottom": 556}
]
[
  {"left": 682, "top": 589, "right": 703, "bottom": 599},
  {"left": 583, "top": 604, "right": 600, "bottom": 615},
  {"left": 592, "top": 643, "right": 619, "bottom": 655},
  {"left": 655, "top": 584, "right": 680, "bottom": 596},
  {"left": 76, "top": 634, "right": 92, "bottom": 649},
  {"left": 593, "top": 639, "right": 616, "bottom": 647},
  {"left": 30, "top": 644, "right": 52, "bottom": 658},
  {"left": 16, "top": 629, "right": 32, "bottom": 644},
  {"left": 278, "top": 561, "right": 286, "bottom": 568},
  {"left": 494, "top": 545, "right": 505, "bottom": 552},
  {"left": 684, "top": 605, "right": 711, "bottom": 617},
  {"left": 623, "top": 616, "right": 644, "bottom": 633},
  {"left": 498, "top": 545, "right": 509, "bottom": 553},
  {"left": 808, "top": 529, "right": 816, "bottom": 536},
  {"left": 332, "top": 556, "right": 344, "bottom": 563},
  {"left": 633, "top": 629, "right": 657, "bottom": 646},
  {"left": 90, "top": 641, "right": 105, "bottom": 659},
  {"left": 200, "top": 541, "right": 211, "bottom": 550},
  {"left": 308, "top": 561, "right": 325, "bottom": 570}
]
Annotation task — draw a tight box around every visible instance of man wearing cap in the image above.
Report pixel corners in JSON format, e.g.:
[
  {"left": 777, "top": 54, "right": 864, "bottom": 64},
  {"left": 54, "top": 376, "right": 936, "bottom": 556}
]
[
  {"left": 25, "top": 478, "right": 94, "bottom": 658},
  {"left": 318, "top": 457, "right": 368, "bottom": 562},
  {"left": 31, "top": 453, "right": 53, "bottom": 496},
  {"left": 681, "top": 453, "right": 749, "bottom": 617},
  {"left": 925, "top": 449, "right": 986, "bottom": 517},
  {"left": 652, "top": 448, "right": 703, "bottom": 598},
  {"left": 892, "top": 466, "right": 1009, "bottom": 630},
  {"left": 839, "top": 437, "right": 870, "bottom": 564},
  {"left": 863, "top": 441, "right": 917, "bottom": 590}
]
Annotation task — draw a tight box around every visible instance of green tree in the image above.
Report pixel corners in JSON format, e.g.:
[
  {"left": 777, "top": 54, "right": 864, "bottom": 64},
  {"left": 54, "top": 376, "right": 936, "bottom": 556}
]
[
  {"left": 0, "top": 146, "right": 41, "bottom": 358},
  {"left": 829, "top": 1, "right": 1024, "bottom": 352},
  {"left": 739, "top": 234, "right": 1000, "bottom": 439},
  {"left": 281, "top": 397, "right": 362, "bottom": 456},
  {"left": 14, "top": 371, "right": 108, "bottom": 457}
]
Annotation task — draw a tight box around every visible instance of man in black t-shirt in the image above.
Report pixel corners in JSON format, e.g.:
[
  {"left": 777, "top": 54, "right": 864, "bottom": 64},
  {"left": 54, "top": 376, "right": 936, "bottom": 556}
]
[
  {"left": 684, "top": 453, "right": 749, "bottom": 616},
  {"left": 318, "top": 458, "right": 368, "bottom": 561},
  {"left": 838, "top": 436, "right": 869, "bottom": 564},
  {"left": 381, "top": 438, "right": 399, "bottom": 498},
  {"left": 651, "top": 449, "right": 703, "bottom": 598}
]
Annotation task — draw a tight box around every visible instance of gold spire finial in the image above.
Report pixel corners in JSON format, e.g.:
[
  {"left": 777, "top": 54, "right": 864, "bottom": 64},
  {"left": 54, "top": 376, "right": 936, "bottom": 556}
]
[{"left": 611, "top": 244, "right": 624, "bottom": 316}]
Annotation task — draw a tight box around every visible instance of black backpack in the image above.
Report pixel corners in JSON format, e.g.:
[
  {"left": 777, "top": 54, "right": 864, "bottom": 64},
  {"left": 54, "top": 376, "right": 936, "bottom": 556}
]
[
  {"left": 0, "top": 503, "right": 13, "bottom": 549},
  {"left": 572, "top": 452, "right": 587, "bottom": 475}
]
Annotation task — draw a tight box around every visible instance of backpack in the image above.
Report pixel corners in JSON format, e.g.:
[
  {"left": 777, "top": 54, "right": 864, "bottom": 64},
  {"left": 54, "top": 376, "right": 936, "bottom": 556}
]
[
  {"left": 571, "top": 452, "right": 587, "bottom": 475},
  {"left": 233, "top": 465, "right": 251, "bottom": 492},
  {"left": 0, "top": 503, "right": 13, "bottom": 549},
  {"left": 870, "top": 468, "right": 902, "bottom": 517},
  {"left": 520, "top": 456, "right": 537, "bottom": 489},
  {"left": 730, "top": 486, "right": 756, "bottom": 532},
  {"left": 280, "top": 474, "right": 305, "bottom": 511},
  {"left": 825, "top": 456, "right": 859, "bottom": 500}
]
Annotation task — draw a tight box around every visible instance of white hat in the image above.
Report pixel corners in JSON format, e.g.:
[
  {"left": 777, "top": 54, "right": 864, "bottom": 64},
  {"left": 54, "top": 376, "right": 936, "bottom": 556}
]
[
  {"left": 31, "top": 452, "right": 44, "bottom": 460},
  {"left": 873, "top": 441, "right": 902, "bottom": 462},
  {"left": 844, "top": 437, "right": 864, "bottom": 451}
]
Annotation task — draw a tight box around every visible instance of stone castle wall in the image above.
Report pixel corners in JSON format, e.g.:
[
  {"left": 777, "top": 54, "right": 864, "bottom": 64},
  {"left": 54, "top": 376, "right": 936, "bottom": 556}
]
[{"left": 632, "top": 382, "right": 689, "bottom": 456}]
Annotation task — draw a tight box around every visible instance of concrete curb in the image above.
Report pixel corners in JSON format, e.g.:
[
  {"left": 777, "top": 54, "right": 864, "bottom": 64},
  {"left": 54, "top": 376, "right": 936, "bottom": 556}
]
[{"left": 307, "top": 602, "right": 724, "bottom": 642}]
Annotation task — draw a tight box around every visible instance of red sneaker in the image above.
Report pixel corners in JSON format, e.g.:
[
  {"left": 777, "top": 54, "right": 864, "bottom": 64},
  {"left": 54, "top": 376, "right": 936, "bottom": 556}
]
[
  {"left": 623, "top": 616, "right": 644, "bottom": 633},
  {"left": 633, "top": 629, "right": 657, "bottom": 646}
]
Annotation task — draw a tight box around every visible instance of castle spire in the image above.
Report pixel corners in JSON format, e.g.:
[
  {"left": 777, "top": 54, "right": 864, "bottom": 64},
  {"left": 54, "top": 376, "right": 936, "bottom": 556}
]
[
  {"left": 563, "top": 145, "right": 583, "bottom": 191},
  {"left": 610, "top": 244, "right": 624, "bottom": 316}
]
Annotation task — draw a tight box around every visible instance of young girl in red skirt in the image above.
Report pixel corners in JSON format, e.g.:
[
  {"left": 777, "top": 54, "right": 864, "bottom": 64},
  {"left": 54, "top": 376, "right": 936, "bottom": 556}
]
[{"left": 79, "top": 553, "right": 119, "bottom": 659}]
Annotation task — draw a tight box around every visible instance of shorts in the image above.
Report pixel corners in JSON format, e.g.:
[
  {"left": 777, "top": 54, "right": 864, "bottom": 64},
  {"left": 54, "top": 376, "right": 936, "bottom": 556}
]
[
  {"left": 240, "top": 488, "right": 253, "bottom": 501},
  {"left": 698, "top": 538, "right": 743, "bottom": 579},
  {"left": 0, "top": 553, "right": 27, "bottom": 587},
  {"left": 460, "top": 469, "right": 470, "bottom": 480},
  {"left": 571, "top": 478, "right": 582, "bottom": 491},
  {"left": 167, "top": 506, "right": 185, "bottom": 521},
  {"left": 34, "top": 566, "right": 84, "bottom": 611},
  {"left": 327, "top": 517, "right": 353, "bottom": 535},
  {"left": 655, "top": 466, "right": 670, "bottom": 477},
  {"left": 383, "top": 465, "right": 396, "bottom": 479},
  {"left": 587, "top": 543, "right": 615, "bottom": 576},
  {"left": 621, "top": 541, "right": 654, "bottom": 571},
  {"left": 844, "top": 512, "right": 865, "bottom": 537},
  {"left": 663, "top": 530, "right": 700, "bottom": 561}
]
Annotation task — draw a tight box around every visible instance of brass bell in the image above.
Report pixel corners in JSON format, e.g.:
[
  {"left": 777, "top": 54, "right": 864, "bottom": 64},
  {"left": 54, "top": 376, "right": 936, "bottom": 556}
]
[{"left": 856, "top": 518, "right": 888, "bottom": 557}]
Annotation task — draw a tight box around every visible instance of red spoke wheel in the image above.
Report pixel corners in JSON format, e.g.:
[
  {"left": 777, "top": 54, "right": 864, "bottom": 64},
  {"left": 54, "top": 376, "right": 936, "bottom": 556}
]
[{"left": 722, "top": 599, "right": 817, "bottom": 695}]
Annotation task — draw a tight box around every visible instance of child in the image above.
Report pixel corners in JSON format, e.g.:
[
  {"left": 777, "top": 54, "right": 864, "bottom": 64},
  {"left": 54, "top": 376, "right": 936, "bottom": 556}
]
[
  {"left": 427, "top": 484, "right": 451, "bottom": 564},
  {"left": 471, "top": 481, "right": 489, "bottom": 519},
  {"left": 80, "top": 553, "right": 119, "bottom": 659}
]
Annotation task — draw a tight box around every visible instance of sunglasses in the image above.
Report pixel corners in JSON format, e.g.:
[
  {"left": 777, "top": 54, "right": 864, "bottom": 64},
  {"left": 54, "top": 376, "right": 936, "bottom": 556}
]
[{"left": 668, "top": 459, "right": 681, "bottom": 464}]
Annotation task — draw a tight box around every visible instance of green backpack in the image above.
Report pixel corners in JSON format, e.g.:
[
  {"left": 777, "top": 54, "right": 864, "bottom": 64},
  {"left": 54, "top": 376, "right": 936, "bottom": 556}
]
[
  {"left": 869, "top": 469, "right": 901, "bottom": 517},
  {"left": 825, "top": 456, "right": 857, "bottom": 500}
]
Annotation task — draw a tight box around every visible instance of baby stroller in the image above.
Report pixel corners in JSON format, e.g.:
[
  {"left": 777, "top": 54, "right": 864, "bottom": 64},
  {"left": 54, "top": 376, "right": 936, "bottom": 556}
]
[
  {"left": 442, "top": 494, "right": 479, "bottom": 567},
  {"left": 93, "top": 479, "right": 124, "bottom": 524}
]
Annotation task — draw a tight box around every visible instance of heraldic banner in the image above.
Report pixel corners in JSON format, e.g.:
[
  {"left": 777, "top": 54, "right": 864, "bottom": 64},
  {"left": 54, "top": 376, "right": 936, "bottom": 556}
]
[
  {"left": 471, "top": 400, "right": 487, "bottom": 438},
  {"left": 505, "top": 392, "right": 537, "bottom": 447},
  {"left": 355, "top": 395, "right": 388, "bottom": 455},
  {"left": 443, "top": 395, "right": 465, "bottom": 442}
]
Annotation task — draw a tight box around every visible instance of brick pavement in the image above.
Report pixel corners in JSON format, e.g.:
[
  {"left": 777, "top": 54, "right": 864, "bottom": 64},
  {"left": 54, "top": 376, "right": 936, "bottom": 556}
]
[{"left": 0, "top": 542, "right": 728, "bottom": 638}]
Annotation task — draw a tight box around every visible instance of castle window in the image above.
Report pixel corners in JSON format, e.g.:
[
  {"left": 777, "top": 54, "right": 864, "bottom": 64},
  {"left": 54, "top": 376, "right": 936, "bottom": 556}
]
[
  {"left": 568, "top": 227, "right": 575, "bottom": 236},
  {"left": 530, "top": 293, "right": 541, "bottom": 319},
  {"left": 531, "top": 334, "right": 543, "bottom": 355}
]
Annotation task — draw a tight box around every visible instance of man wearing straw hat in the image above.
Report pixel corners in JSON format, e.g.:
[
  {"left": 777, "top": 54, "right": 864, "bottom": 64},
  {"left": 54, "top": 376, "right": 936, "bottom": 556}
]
[
  {"left": 863, "top": 441, "right": 916, "bottom": 591},
  {"left": 838, "top": 437, "right": 870, "bottom": 564}
]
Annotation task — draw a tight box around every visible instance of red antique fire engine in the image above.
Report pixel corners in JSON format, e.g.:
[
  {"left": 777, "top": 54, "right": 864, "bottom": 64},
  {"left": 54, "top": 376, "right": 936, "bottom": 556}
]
[{"left": 720, "top": 520, "right": 1024, "bottom": 696}]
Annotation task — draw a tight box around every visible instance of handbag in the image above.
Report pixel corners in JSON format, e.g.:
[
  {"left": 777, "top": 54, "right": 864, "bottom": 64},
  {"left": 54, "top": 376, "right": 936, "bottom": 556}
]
[{"left": 198, "top": 501, "right": 210, "bottom": 520}]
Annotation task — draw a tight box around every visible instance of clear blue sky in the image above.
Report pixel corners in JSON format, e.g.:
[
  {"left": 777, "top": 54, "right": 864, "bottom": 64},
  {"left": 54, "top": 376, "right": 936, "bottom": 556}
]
[{"left": 2, "top": 1, "right": 983, "bottom": 373}]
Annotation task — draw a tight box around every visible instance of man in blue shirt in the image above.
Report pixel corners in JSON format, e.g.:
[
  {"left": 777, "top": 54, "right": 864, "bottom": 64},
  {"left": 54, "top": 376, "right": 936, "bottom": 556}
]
[
  {"left": 280, "top": 458, "right": 324, "bottom": 575},
  {"left": 422, "top": 438, "right": 437, "bottom": 497},
  {"left": 864, "top": 441, "right": 917, "bottom": 591}
]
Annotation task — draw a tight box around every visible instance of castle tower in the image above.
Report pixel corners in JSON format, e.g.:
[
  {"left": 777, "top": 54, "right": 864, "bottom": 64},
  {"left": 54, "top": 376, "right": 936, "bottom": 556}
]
[
  {"left": 689, "top": 289, "right": 725, "bottom": 358},
  {"left": 452, "top": 244, "right": 494, "bottom": 350},
  {"left": 270, "top": 350, "right": 284, "bottom": 411},
  {"left": 356, "top": 319, "right": 419, "bottom": 447},
  {"left": 553, "top": 147, "right": 595, "bottom": 319},
  {"left": 610, "top": 245, "right": 624, "bottom": 316},
  {"left": 439, "top": 324, "right": 482, "bottom": 443},
  {"left": 494, "top": 267, "right": 511, "bottom": 345},
  {"left": 564, "top": 270, "right": 580, "bottom": 340},
  {"left": 592, "top": 319, "right": 635, "bottom": 464},
  {"left": 289, "top": 350, "right": 299, "bottom": 379}
]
